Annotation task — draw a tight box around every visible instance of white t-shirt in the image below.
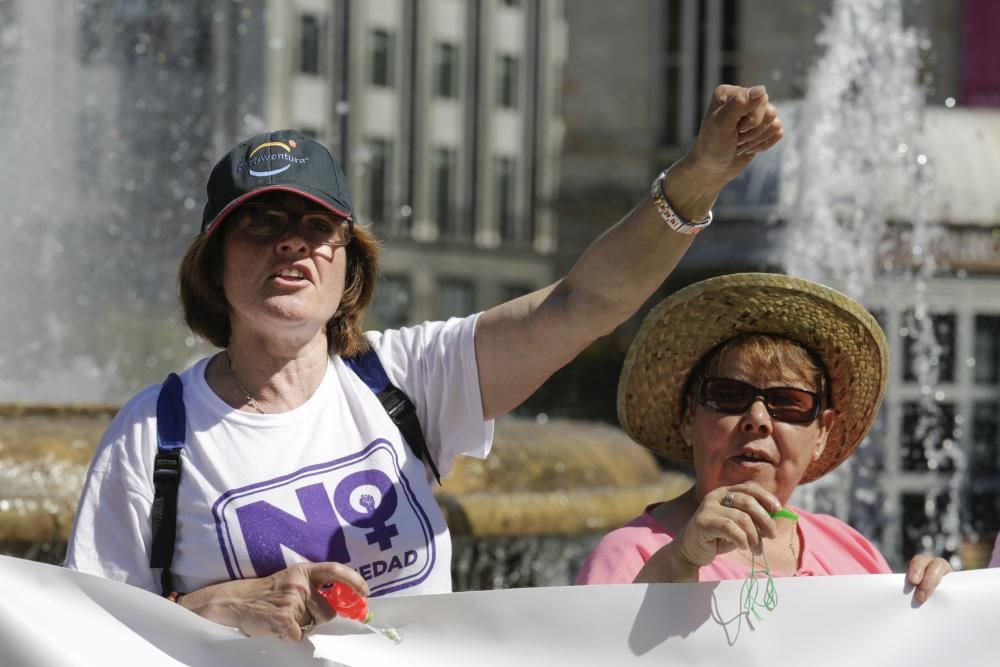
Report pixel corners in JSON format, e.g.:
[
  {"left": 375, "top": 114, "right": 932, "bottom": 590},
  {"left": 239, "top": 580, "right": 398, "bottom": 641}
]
[{"left": 64, "top": 315, "right": 493, "bottom": 597}]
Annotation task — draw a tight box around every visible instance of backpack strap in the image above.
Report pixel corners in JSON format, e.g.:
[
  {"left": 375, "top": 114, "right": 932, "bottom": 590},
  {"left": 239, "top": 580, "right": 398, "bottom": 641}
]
[
  {"left": 344, "top": 349, "right": 442, "bottom": 485},
  {"left": 150, "top": 372, "right": 185, "bottom": 596}
]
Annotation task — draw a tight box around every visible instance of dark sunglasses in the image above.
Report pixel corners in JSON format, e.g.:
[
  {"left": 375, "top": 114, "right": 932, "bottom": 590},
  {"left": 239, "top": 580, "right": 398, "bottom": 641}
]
[
  {"left": 235, "top": 203, "right": 352, "bottom": 247},
  {"left": 699, "top": 377, "right": 822, "bottom": 424}
]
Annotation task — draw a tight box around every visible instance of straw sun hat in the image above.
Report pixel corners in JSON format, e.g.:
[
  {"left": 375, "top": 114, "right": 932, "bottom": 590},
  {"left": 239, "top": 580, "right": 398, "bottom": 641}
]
[{"left": 617, "top": 273, "right": 889, "bottom": 484}]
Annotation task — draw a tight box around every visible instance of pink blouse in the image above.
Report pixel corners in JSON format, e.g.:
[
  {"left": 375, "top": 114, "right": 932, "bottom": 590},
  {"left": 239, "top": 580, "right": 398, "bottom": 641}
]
[
  {"left": 989, "top": 532, "right": 1000, "bottom": 568},
  {"left": 577, "top": 503, "right": 891, "bottom": 584}
]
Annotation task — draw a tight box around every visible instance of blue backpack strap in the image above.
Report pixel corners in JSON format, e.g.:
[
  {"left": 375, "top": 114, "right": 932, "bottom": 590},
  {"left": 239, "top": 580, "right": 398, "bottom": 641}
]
[
  {"left": 150, "top": 373, "right": 185, "bottom": 595},
  {"left": 344, "top": 349, "right": 442, "bottom": 485}
]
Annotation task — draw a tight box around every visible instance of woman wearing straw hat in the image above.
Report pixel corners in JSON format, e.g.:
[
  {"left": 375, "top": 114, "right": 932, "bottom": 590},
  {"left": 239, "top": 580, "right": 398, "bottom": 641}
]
[{"left": 577, "top": 273, "right": 951, "bottom": 603}]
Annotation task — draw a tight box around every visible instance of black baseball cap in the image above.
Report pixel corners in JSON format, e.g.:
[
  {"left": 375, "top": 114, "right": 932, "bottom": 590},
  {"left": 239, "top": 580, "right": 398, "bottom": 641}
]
[{"left": 201, "top": 129, "right": 354, "bottom": 235}]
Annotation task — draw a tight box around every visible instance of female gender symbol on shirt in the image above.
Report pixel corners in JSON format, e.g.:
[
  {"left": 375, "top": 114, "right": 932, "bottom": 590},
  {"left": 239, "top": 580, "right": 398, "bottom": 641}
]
[{"left": 333, "top": 470, "right": 399, "bottom": 551}]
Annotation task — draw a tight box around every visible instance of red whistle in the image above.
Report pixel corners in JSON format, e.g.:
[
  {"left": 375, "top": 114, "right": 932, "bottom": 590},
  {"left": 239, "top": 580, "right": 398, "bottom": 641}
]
[
  {"left": 318, "top": 581, "right": 371, "bottom": 622},
  {"left": 318, "top": 581, "right": 403, "bottom": 643}
]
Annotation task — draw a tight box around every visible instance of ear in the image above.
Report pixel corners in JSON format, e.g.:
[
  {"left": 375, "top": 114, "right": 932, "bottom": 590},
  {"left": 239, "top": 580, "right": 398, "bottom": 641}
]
[
  {"left": 679, "top": 406, "right": 695, "bottom": 449},
  {"left": 812, "top": 408, "right": 837, "bottom": 460}
]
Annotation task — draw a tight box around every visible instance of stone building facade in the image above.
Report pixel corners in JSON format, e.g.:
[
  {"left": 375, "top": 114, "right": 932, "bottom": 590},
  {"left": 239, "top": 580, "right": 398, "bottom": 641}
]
[{"left": 252, "top": 0, "right": 566, "bottom": 326}]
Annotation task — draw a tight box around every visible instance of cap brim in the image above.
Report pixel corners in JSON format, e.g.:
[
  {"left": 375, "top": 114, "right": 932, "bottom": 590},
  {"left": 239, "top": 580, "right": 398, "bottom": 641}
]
[{"left": 202, "top": 184, "right": 353, "bottom": 235}]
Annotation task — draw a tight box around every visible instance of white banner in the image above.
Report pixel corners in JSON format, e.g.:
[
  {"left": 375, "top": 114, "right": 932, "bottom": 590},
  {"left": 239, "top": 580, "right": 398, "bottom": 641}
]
[{"left": 0, "top": 554, "right": 994, "bottom": 666}]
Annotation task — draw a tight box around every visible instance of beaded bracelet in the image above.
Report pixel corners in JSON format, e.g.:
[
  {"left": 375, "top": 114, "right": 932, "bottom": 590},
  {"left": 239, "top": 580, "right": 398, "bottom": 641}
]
[
  {"left": 166, "top": 591, "right": 184, "bottom": 604},
  {"left": 650, "top": 169, "right": 713, "bottom": 235}
]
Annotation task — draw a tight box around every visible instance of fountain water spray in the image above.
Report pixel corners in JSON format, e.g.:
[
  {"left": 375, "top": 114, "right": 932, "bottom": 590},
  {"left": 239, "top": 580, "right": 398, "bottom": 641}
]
[
  {"left": 0, "top": 0, "right": 222, "bottom": 403},
  {"left": 780, "top": 0, "right": 964, "bottom": 567}
]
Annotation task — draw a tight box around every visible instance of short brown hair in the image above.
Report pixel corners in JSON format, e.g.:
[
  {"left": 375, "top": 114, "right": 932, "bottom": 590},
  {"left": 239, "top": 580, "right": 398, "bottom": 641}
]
[
  {"left": 178, "top": 223, "right": 380, "bottom": 357},
  {"left": 683, "top": 334, "right": 828, "bottom": 417}
]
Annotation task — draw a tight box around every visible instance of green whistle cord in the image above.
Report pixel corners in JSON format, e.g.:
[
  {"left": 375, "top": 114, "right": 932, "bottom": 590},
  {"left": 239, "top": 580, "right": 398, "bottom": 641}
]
[
  {"left": 740, "top": 550, "right": 779, "bottom": 622},
  {"left": 737, "top": 507, "right": 799, "bottom": 620}
]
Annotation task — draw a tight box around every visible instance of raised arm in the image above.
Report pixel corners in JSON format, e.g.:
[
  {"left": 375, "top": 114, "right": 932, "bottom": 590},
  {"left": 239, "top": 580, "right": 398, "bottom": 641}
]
[{"left": 475, "top": 84, "right": 783, "bottom": 419}]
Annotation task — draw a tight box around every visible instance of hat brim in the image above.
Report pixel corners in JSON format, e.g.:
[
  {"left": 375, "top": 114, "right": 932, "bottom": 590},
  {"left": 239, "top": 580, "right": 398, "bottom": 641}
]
[
  {"left": 617, "top": 273, "right": 888, "bottom": 484},
  {"left": 202, "top": 184, "right": 353, "bottom": 236}
]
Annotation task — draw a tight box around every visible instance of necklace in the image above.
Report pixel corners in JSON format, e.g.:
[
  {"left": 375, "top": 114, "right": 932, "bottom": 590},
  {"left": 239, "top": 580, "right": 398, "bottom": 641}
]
[
  {"left": 225, "top": 351, "right": 266, "bottom": 414},
  {"left": 736, "top": 520, "right": 798, "bottom": 569}
]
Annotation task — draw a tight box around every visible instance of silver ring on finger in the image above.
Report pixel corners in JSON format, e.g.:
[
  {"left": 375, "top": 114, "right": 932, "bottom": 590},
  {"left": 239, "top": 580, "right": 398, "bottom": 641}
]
[
  {"left": 299, "top": 615, "right": 316, "bottom": 636},
  {"left": 722, "top": 491, "right": 737, "bottom": 508}
]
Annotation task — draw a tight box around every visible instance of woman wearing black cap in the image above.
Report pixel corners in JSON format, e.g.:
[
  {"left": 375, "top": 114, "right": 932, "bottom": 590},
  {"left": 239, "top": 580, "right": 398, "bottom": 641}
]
[{"left": 65, "top": 85, "right": 784, "bottom": 641}]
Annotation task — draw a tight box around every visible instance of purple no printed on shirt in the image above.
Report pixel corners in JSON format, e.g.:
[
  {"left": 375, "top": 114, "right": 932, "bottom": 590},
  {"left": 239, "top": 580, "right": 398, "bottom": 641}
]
[{"left": 211, "top": 438, "right": 437, "bottom": 596}]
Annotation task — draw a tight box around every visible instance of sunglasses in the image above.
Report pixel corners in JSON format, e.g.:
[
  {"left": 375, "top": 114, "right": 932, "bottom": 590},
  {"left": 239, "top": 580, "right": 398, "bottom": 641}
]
[
  {"left": 698, "top": 377, "right": 822, "bottom": 424},
  {"left": 235, "top": 204, "right": 352, "bottom": 247}
]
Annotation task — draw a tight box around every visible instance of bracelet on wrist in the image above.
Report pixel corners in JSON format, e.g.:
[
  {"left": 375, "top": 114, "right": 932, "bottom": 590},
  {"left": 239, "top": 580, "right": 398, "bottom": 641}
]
[
  {"left": 166, "top": 591, "right": 184, "bottom": 604},
  {"left": 650, "top": 169, "right": 713, "bottom": 235}
]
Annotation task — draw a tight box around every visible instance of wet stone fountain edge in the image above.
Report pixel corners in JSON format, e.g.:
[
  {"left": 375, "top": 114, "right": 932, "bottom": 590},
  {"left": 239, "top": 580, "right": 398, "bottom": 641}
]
[{"left": 0, "top": 404, "right": 692, "bottom": 588}]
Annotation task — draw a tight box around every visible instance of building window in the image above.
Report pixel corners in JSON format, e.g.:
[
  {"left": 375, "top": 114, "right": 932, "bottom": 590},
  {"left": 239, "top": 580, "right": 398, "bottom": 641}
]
[
  {"left": 968, "top": 490, "right": 1000, "bottom": 568},
  {"left": 718, "top": 0, "right": 741, "bottom": 90},
  {"left": 112, "top": 1, "right": 212, "bottom": 70},
  {"left": 495, "top": 157, "right": 517, "bottom": 242},
  {"left": 434, "top": 43, "right": 459, "bottom": 99},
  {"left": 972, "top": 401, "right": 1000, "bottom": 474},
  {"left": 77, "top": 1, "right": 106, "bottom": 64},
  {"left": 900, "top": 402, "right": 957, "bottom": 473},
  {"left": 974, "top": 314, "right": 1000, "bottom": 384},
  {"left": 433, "top": 148, "right": 458, "bottom": 237},
  {"left": 962, "top": 0, "right": 1000, "bottom": 106},
  {"left": 661, "top": 0, "right": 683, "bottom": 146},
  {"left": 553, "top": 63, "right": 564, "bottom": 117},
  {"left": 659, "top": 0, "right": 741, "bottom": 146},
  {"left": 366, "top": 139, "right": 392, "bottom": 224},
  {"left": 372, "top": 274, "right": 412, "bottom": 329},
  {"left": 901, "top": 491, "right": 954, "bottom": 562},
  {"left": 435, "top": 279, "right": 475, "bottom": 320},
  {"left": 902, "top": 312, "right": 956, "bottom": 383},
  {"left": 74, "top": 108, "right": 103, "bottom": 192},
  {"left": 299, "top": 14, "right": 321, "bottom": 75},
  {"left": 371, "top": 29, "right": 394, "bottom": 87},
  {"left": 497, "top": 55, "right": 519, "bottom": 109}
]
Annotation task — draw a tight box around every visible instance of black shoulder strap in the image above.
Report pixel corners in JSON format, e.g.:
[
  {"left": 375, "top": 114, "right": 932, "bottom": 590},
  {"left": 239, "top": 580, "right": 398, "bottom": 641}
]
[
  {"left": 151, "top": 372, "right": 185, "bottom": 596},
  {"left": 344, "top": 349, "right": 442, "bottom": 485}
]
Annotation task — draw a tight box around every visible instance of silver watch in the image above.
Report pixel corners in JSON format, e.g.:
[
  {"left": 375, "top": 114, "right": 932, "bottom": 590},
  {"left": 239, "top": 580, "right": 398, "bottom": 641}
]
[{"left": 650, "top": 169, "right": 713, "bottom": 235}]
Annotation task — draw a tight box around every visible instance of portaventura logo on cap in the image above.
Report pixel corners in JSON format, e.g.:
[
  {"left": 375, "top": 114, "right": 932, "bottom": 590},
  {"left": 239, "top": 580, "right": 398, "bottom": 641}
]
[{"left": 237, "top": 139, "right": 310, "bottom": 178}]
